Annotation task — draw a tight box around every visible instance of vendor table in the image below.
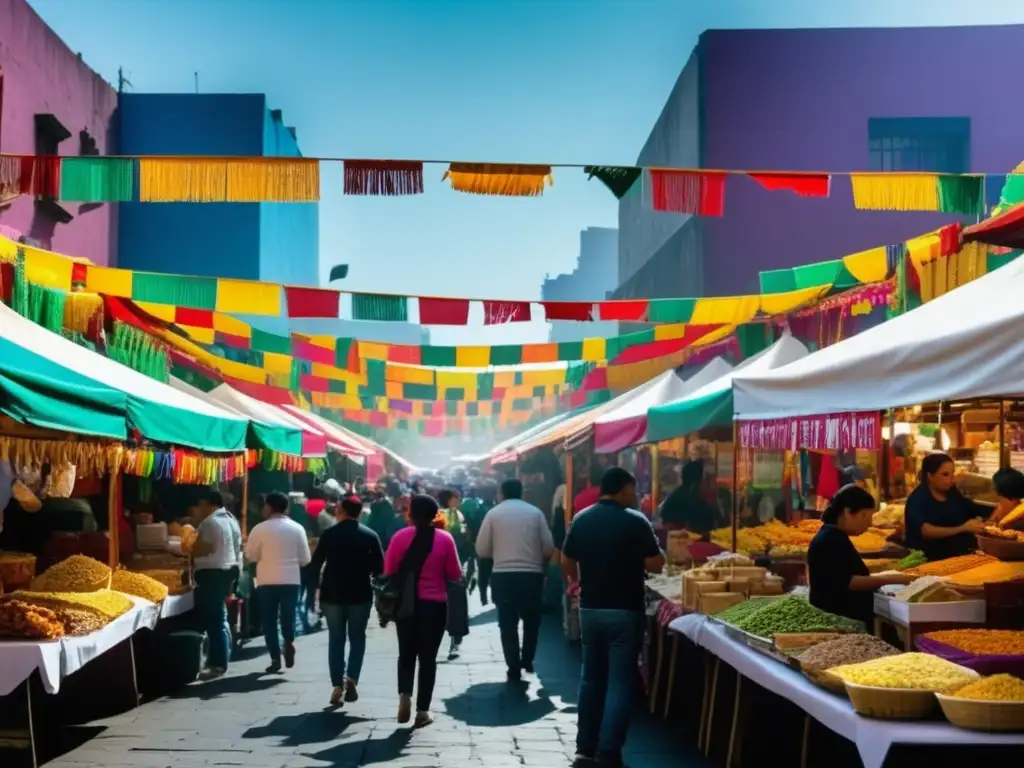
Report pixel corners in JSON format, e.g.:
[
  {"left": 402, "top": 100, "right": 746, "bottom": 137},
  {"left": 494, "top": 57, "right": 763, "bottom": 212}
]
[{"left": 669, "top": 613, "right": 1024, "bottom": 768}]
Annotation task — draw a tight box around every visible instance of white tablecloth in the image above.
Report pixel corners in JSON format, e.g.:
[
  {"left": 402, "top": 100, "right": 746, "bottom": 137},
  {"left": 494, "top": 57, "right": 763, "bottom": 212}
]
[
  {"left": 668, "top": 615, "right": 1024, "bottom": 767},
  {"left": 160, "top": 590, "right": 194, "bottom": 619},
  {"left": 0, "top": 639, "right": 62, "bottom": 697}
]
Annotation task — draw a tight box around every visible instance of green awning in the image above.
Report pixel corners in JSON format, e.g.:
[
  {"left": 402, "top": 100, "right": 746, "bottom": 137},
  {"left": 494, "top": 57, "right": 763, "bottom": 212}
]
[
  {"left": 646, "top": 386, "right": 733, "bottom": 443},
  {"left": 248, "top": 420, "right": 303, "bottom": 456}
]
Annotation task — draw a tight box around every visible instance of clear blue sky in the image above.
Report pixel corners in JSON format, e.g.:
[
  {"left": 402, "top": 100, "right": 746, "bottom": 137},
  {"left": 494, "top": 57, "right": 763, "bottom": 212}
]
[{"left": 28, "top": 0, "right": 1024, "bottom": 346}]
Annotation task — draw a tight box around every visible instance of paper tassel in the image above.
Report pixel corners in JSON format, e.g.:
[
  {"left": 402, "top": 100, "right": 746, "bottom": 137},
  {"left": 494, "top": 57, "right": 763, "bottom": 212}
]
[
  {"left": 63, "top": 291, "right": 104, "bottom": 334},
  {"left": 343, "top": 160, "right": 423, "bottom": 196},
  {"left": 59, "top": 157, "right": 135, "bottom": 202},
  {"left": 443, "top": 163, "right": 552, "bottom": 197},
  {"left": 937, "top": 175, "right": 984, "bottom": 216},
  {"left": 0, "top": 436, "right": 124, "bottom": 478},
  {"left": 352, "top": 293, "right": 408, "bottom": 322},
  {"left": 0, "top": 155, "right": 20, "bottom": 200},
  {"left": 649, "top": 170, "right": 726, "bottom": 216},
  {"left": 850, "top": 173, "right": 939, "bottom": 211},
  {"left": 226, "top": 158, "right": 319, "bottom": 202},
  {"left": 584, "top": 166, "right": 641, "bottom": 198},
  {"left": 483, "top": 301, "right": 531, "bottom": 325},
  {"left": 749, "top": 172, "right": 830, "bottom": 198},
  {"left": 16, "top": 156, "right": 61, "bottom": 198},
  {"left": 27, "top": 282, "right": 66, "bottom": 333},
  {"left": 140, "top": 158, "right": 228, "bottom": 202}
]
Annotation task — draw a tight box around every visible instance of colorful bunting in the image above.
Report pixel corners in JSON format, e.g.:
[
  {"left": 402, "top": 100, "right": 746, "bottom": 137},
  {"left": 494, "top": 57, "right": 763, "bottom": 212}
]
[
  {"left": 937, "top": 175, "right": 985, "bottom": 216},
  {"left": 285, "top": 286, "right": 340, "bottom": 318},
  {"left": 749, "top": 172, "right": 830, "bottom": 198},
  {"left": 598, "top": 300, "right": 648, "bottom": 322},
  {"left": 649, "top": 169, "right": 726, "bottom": 216},
  {"left": 443, "top": 163, "right": 552, "bottom": 197},
  {"left": 851, "top": 173, "right": 941, "bottom": 211},
  {"left": 59, "top": 158, "right": 134, "bottom": 202},
  {"left": 352, "top": 293, "right": 408, "bottom": 322},
  {"left": 542, "top": 301, "right": 594, "bottom": 322},
  {"left": 418, "top": 297, "right": 471, "bottom": 325},
  {"left": 584, "top": 166, "right": 642, "bottom": 198},
  {"left": 343, "top": 160, "right": 424, "bottom": 196},
  {"left": 139, "top": 157, "right": 319, "bottom": 202},
  {"left": 483, "top": 300, "right": 531, "bottom": 325}
]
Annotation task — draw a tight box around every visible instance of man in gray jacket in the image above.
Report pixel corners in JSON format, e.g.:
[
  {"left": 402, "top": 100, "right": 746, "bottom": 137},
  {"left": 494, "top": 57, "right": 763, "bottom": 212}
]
[{"left": 476, "top": 478, "right": 554, "bottom": 681}]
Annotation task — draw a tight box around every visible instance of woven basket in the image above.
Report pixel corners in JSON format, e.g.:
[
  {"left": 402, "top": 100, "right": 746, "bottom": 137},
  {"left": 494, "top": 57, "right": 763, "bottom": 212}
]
[
  {"left": 803, "top": 668, "right": 847, "bottom": 696},
  {"left": 936, "top": 694, "right": 1024, "bottom": 732},
  {"left": 845, "top": 683, "right": 941, "bottom": 719}
]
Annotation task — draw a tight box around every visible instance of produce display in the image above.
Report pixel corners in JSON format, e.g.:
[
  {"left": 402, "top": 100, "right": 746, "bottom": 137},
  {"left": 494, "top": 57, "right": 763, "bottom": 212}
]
[
  {"left": 895, "top": 550, "right": 927, "bottom": 570},
  {"left": 904, "top": 554, "right": 996, "bottom": 578},
  {"left": 0, "top": 551, "right": 37, "bottom": 590},
  {"left": 712, "top": 519, "right": 892, "bottom": 557},
  {"left": 983, "top": 526, "right": 1024, "bottom": 543},
  {"left": 12, "top": 589, "right": 133, "bottom": 622},
  {"left": 713, "top": 596, "right": 778, "bottom": 624},
  {"left": 31, "top": 554, "right": 111, "bottom": 592},
  {"left": 829, "top": 652, "right": 978, "bottom": 693},
  {"left": 797, "top": 634, "right": 899, "bottom": 673},
  {"left": 49, "top": 605, "right": 107, "bottom": 636},
  {"left": 872, "top": 504, "right": 904, "bottom": 528},
  {"left": 729, "top": 596, "right": 862, "bottom": 638},
  {"left": 111, "top": 568, "right": 170, "bottom": 603},
  {"left": 141, "top": 569, "right": 187, "bottom": 594},
  {"left": 0, "top": 597, "right": 64, "bottom": 640},
  {"left": 950, "top": 674, "right": 1024, "bottom": 701},
  {"left": 922, "top": 629, "right": 1024, "bottom": 656},
  {"left": 949, "top": 561, "right": 1024, "bottom": 586}
]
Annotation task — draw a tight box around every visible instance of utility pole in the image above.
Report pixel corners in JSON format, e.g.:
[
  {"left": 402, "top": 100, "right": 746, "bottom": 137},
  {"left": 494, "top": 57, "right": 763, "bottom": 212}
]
[
  {"left": 194, "top": 72, "right": 199, "bottom": 94},
  {"left": 117, "top": 67, "right": 132, "bottom": 94}
]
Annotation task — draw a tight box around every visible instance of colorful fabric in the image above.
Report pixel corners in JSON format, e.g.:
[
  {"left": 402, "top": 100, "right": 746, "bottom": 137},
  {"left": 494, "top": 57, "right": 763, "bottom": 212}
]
[
  {"left": 850, "top": 173, "right": 939, "bottom": 211},
  {"left": 649, "top": 170, "right": 726, "bottom": 216},
  {"left": 542, "top": 301, "right": 594, "bottom": 321},
  {"left": 418, "top": 297, "right": 470, "bottom": 325},
  {"left": 285, "top": 286, "right": 340, "bottom": 318},
  {"left": 443, "top": 163, "right": 552, "bottom": 197},
  {"left": 343, "top": 160, "right": 423, "bottom": 196},
  {"left": 748, "top": 172, "right": 830, "bottom": 198},
  {"left": 352, "top": 293, "right": 408, "bottom": 322},
  {"left": 584, "top": 166, "right": 642, "bottom": 198},
  {"left": 59, "top": 157, "right": 134, "bottom": 202},
  {"left": 598, "top": 300, "right": 648, "bottom": 322}
]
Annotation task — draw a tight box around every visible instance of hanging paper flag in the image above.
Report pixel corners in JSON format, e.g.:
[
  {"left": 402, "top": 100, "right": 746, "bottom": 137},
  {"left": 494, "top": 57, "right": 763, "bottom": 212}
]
[
  {"left": 16, "top": 155, "right": 61, "bottom": 198},
  {"left": 649, "top": 169, "right": 726, "bottom": 216},
  {"left": 850, "top": 173, "right": 939, "bottom": 211},
  {"left": 597, "top": 300, "right": 648, "bottom": 322},
  {"left": 352, "top": 292, "right": 408, "bottom": 322},
  {"left": 343, "top": 159, "right": 424, "bottom": 196},
  {"left": 418, "top": 297, "right": 470, "bottom": 325},
  {"left": 59, "top": 157, "right": 134, "bottom": 202},
  {"left": 937, "top": 175, "right": 984, "bottom": 216},
  {"left": 748, "top": 172, "right": 830, "bottom": 198},
  {"left": 226, "top": 158, "right": 319, "bottom": 202},
  {"left": 483, "top": 300, "right": 531, "bottom": 325},
  {"left": 542, "top": 301, "right": 594, "bottom": 322},
  {"left": 174, "top": 307, "right": 214, "bottom": 328},
  {"left": 938, "top": 223, "right": 961, "bottom": 257},
  {"left": 0, "top": 156, "right": 19, "bottom": 200},
  {"left": 443, "top": 163, "right": 552, "bottom": 197},
  {"left": 584, "top": 166, "right": 642, "bottom": 199},
  {"left": 139, "top": 158, "right": 228, "bottom": 202},
  {"left": 285, "top": 286, "right": 340, "bottom": 318}
]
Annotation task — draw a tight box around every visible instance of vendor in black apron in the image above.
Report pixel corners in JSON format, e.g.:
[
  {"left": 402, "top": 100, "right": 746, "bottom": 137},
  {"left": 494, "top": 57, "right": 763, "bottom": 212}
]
[
  {"left": 808, "top": 485, "right": 914, "bottom": 627},
  {"left": 904, "top": 453, "right": 987, "bottom": 560}
]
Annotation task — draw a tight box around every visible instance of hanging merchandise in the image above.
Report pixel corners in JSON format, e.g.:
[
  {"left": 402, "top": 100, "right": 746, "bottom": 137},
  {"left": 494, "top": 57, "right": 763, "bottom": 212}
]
[
  {"left": 343, "top": 160, "right": 424, "bottom": 196},
  {"left": 443, "top": 163, "right": 553, "bottom": 197}
]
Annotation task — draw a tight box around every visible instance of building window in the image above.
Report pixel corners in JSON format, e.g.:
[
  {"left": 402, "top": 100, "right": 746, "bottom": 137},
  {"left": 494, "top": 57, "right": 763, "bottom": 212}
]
[{"left": 868, "top": 117, "right": 970, "bottom": 174}]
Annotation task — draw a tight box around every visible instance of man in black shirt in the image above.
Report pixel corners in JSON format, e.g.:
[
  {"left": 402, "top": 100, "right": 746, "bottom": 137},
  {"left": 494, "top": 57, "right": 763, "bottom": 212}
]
[
  {"left": 561, "top": 468, "right": 665, "bottom": 768},
  {"left": 309, "top": 496, "right": 385, "bottom": 708}
]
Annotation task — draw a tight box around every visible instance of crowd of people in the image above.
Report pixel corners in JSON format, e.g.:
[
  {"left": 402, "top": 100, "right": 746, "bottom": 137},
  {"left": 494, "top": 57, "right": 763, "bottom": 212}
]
[{"left": 184, "top": 467, "right": 666, "bottom": 768}]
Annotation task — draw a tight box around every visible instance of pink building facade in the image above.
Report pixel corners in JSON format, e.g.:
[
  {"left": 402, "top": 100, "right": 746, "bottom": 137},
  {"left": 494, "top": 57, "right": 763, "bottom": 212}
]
[{"left": 0, "top": 0, "right": 118, "bottom": 265}]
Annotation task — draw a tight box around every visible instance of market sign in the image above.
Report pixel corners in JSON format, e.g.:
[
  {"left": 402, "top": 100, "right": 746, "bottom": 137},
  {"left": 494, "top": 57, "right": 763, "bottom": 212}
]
[{"left": 738, "top": 412, "right": 881, "bottom": 452}]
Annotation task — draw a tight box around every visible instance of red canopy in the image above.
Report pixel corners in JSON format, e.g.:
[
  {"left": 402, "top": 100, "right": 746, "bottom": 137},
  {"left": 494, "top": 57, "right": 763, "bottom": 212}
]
[{"left": 962, "top": 203, "right": 1024, "bottom": 249}]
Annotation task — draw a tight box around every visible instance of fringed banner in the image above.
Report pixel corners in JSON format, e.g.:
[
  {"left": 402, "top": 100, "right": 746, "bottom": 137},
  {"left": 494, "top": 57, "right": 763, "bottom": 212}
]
[
  {"left": 443, "top": 163, "right": 552, "bottom": 197},
  {"left": 107, "top": 321, "right": 170, "bottom": 382},
  {"left": 0, "top": 436, "right": 124, "bottom": 477},
  {"left": 850, "top": 173, "right": 939, "bottom": 211},
  {"left": 937, "top": 175, "right": 984, "bottom": 216},
  {"left": 139, "top": 157, "right": 228, "bottom": 202},
  {"left": 418, "top": 297, "right": 470, "bottom": 325},
  {"left": 749, "top": 172, "right": 830, "bottom": 198},
  {"left": 483, "top": 300, "right": 531, "bottom": 325},
  {"left": 352, "top": 293, "right": 408, "bottom": 322},
  {"left": 542, "top": 301, "right": 594, "bottom": 321},
  {"left": 284, "top": 286, "right": 340, "bottom": 318},
  {"left": 226, "top": 158, "right": 319, "bottom": 202},
  {"left": 0, "top": 155, "right": 21, "bottom": 200},
  {"left": 597, "top": 300, "right": 648, "bottom": 322},
  {"left": 584, "top": 166, "right": 642, "bottom": 198},
  {"left": 649, "top": 169, "right": 726, "bottom": 216},
  {"left": 343, "top": 160, "right": 424, "bottom": 196},
  {"left": 15, "top": 155, "right": 61, "bottom": 198},
  {"left": 59, "top": 157, "right": 134, "bottom": 202},
  {"left": 63, "top": 291, "right": 104, "bottom": 335}
]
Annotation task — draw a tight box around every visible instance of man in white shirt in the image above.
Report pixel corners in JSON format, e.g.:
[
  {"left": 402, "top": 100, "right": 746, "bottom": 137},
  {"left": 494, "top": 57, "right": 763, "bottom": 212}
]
[
  {"left": 476, "top": 478, "right": 554, "bottom": 681},
  {"left": 245, "top": 491, "right": 311, "bottom": 673},
  {"left": 191, "top": 489, "right": 242, "bottom": 679}
]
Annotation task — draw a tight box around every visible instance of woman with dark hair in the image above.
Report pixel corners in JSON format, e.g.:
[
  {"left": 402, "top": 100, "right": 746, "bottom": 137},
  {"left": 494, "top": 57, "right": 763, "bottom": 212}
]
[
  {"left": 991, "top": 468, "right": 1024, "bottom": 529},
  {"left": 383, "top": 494, "right": 462, "bottom": 728},
  {"left": 904, "top": 453, "right": 987, "bottom": 561},
  {"left": 808, "top": 485, "right": 915, "bottom": 626}
]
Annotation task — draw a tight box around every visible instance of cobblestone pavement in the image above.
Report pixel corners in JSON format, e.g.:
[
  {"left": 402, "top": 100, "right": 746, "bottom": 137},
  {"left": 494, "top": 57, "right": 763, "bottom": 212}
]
[{"left": 48, "top": 595, "right": 707, "bottom": 767}]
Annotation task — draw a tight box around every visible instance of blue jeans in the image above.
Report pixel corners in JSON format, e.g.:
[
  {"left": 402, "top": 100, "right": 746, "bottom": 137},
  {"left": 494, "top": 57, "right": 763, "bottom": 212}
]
[
  {"left": 194, "top": 568, "right": 234, "bottom": 669},
  {"left": 322, "top": 601, "right": 372, "bottom": 686},
  {"left": 258, "top": 585, "right": 299, "bottom": 662},
  {"left": 576, "top": 609, "right": 645, "bottom": 762}
]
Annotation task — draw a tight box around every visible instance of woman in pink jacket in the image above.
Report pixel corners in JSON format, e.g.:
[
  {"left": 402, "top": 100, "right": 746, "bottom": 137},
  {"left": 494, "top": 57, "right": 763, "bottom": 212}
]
[{"left": 383, "top": 494, "right": 462, "bottom": 728}]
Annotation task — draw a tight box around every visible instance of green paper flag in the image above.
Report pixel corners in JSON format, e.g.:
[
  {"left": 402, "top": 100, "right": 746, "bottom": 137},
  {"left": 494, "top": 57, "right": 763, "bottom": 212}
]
[
  {"left": 352, "top": 293, "right": 408, "bottom": 322},
  {"left": 60, "top": 158, "right": 135, "bottom": 202},
  {"left": 133, "top": 273, "right": 218, "bottom": 310},
  {"left": 584, "top": 166, "right": 642, "bottom": 199},
  {"left": 937, "top": 175, "right": 984, "bottom": 216}
]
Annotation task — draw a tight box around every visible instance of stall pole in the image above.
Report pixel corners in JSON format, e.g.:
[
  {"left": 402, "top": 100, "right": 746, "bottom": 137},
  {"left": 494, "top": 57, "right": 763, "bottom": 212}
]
[
  {"left": 564, "top": 452, "right": 574, "bottom": 530},
  {"left": 731, "top": 423, "right": 740, "bottom": 554},
  {"left": 651, "top": 444, "right": 660, "bottom": 512},
  {"left": 999, "top": 400, "right": 1007, "bottom": 470},
  {"left": 107, "top": 472, "right": 121, "bottom": 570},
  {"left": 240, "top": 463, "right": 249, "bottom": 539}
]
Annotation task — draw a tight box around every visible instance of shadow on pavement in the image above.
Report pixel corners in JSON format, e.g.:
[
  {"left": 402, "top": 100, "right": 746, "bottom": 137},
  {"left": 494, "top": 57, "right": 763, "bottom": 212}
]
[
  {"left": 306, "top": 727, "right": 413, "bottom": 766},
  {"left": 468, "top": 607, "right": 498, "bottom": 627},
  {"left": 443, "top": 680, "right": 557, "bottom": 727},
  {"left": 242, "top": 710, "right": 371, "bottom": 746},
  {"left": 169, "top": 671, "right": 285, "bottom": 701}
]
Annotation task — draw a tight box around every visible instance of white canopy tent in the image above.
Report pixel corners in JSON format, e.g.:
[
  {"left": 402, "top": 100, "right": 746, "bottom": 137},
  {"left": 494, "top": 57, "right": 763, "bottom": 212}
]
[{"left": 733, "top": 258, "right": 1024, "bottom": 420}]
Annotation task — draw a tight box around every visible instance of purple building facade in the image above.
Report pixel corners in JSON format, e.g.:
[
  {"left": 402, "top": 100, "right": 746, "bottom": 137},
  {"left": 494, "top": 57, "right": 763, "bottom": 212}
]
[
  {"left": 0, "top": 0, "right": 119, "bottom": 265},
  {"left": 617, "top": 25, "right": 1024, "bottom": 305}
]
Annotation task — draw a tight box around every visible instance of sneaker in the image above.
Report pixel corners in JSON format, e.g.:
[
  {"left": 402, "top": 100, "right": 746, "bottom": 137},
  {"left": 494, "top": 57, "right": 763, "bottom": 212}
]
[
  {"left": 330, "top": 686, "right": 344, "bottom": 707},
  {"left": 283, "top": 643, "right": 296, "bottom": 668},
  {"left": 266, "top": 660, "right": 282, "bottom": 674},
  {"left": 344, "top": 678, "right": 359, "bottom": 703},
  {"left": 397, "top": 694, "right": 412, "bottom": 724},
  {"left": 198, "top": 666, "right": 226, "bottom": 681},
  {"left": 413, "top": 711, "right": 433, "bottom": 729}
]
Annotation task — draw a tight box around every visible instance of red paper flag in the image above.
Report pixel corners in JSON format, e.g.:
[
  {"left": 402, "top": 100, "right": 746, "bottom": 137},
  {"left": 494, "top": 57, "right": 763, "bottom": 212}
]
[
  {"left": 748, "top": 172, "right": 831, "bottom": 198},
  {"left": 542, "top": 301, "right": 594, "bottom": 321},
  {"left": 483, "top": 300, "right": 531, "bottom": 325},
  {"left": 418, "top": 297, "right": 471, "bottom": 325},
  {"left": 284, "top": 286, "right": 340, "bottom": 318},
  {"left": 597, "top": 300, "right": 648, "bottom": 322},
  {"left": 939, "top": 223, "right": 962, "bottom": 257},
  {"left": 18, "top": 156, "right": 60, "bottom": 198},
  {"left": 175, "top": 307, "right": 214, "bottom": 328},
  {"left": 649, "top": 170, "right": 726, "bottom": 216}
]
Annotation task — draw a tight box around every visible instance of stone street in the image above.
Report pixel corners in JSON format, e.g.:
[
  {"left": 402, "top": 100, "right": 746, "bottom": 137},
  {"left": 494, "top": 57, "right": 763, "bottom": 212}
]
[{"left": 46, "top": 595, "right": 707, "bottom": 767}]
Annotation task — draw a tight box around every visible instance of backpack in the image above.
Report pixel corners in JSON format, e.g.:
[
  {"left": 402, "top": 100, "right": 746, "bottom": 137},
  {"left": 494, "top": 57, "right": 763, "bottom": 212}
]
[{"left": 374, "top": 527, "right": 435, "bottom": 626}]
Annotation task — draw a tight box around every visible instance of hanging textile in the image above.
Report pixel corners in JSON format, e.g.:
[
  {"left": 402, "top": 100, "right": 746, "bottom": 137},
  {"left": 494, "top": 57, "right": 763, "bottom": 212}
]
[
  {"left": 598, "top": 300, "right": 648, "bottom": 322},
  {"left": 850, "top": 173, "right": 939, "bottom": 211},
  {"left": 937, "top": 175, "right": 984, "bottom": 216},
  {"left": 748, "top": 172, "right": 831, "bottom": 198},
  {"left": 139, "top": 158, "right": 228, "bottom": 202},
  {"left": 542, "top": 301, "right": 594, "bottom": 322},
  {"left": 64, "top": 291, "right": 104, "bottom": 335},
  {"left": 58, "top": 157, "right": 135, "bottom": 202},
  {"left": 225, "top": 158, "right": 319, "bottom": 202},
  {"left": 17, "top": 156, "right": 61, "bottom": 198},
  {"left": 649, "top": 170, "right": 726, "bottom": 216},
  {"left": 0, "top": 155, "right": 20, "bottom": 200},
  {"left": 418, "top": 297, "right": 470, "bottom": 325},
  {"left": 343, "top": 160, "right": 424, "bottom": 195},
  {"left": 483, "top": 300, "right": 531, "bottom": 325},
  {"left": 284, "top": 286, "right": 340, "bottom": 318},
  {"left": 443, "top": 163, "right": 552, "bottom": 197},
  {"left": 352, "top": 293, "right": 408, "bottom": 322},
  {"left": 584, "top": 166, "right": 642, "bottom": 198}
]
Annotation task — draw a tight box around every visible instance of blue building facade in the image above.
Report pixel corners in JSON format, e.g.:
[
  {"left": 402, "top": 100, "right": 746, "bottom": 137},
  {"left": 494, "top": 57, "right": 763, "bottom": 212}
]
[{"left": 117, "top": 93, "right": 318, "bottom": 293}]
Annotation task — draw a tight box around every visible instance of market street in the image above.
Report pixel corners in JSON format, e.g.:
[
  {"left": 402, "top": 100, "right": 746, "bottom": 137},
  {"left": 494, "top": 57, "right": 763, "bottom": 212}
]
[{"left": 45, "top": 595, "right": 707, "bottom": 768}]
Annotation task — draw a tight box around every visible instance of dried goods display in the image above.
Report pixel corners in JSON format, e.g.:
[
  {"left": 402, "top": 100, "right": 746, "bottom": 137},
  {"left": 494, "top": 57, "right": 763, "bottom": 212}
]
[
  {"left": 0, "top": 551, "right": 37, "bottom": 590},
  {"left": 112, "top": 568, "right": 170, "bottom": 603},
  {"left": 31, "top": 554, "right": 111, "bottom": 592},
  {"left": 905, "top": 553, "right": 997, "bottom": 578},
  {"left": 0, "top": 597, "right": 64, "bottom": 640},
  {"left": 829, "top": 652, "right": 978, "bottom": 692},
  {"left": 922, "top": 629, "right": 1024, "bottom": 657},
  {"left": 797, "top": 634, "right": 899, "bottom": 673},
  {"left": 949, "top": 561, "right": 1024, "bottom": 586},
  {"left": 950, "top": 674, "right": 1024, "bottom": 702},
  {"left": 730, "top": 596, "right": 862, "bottom": 638},
  {"left": 12, "top": 589, "right": 133, "bottom": 622},
  {"left": 713, "top": 596, "right": 778, "bottom": 624},
  {"left": 872, "top": 504, "right": 904, "bottom": 527},
  {"left": 50, "top": 605, "right": 106, "bottom": 636},
  {"left": 983, "top": 526, "right": 1024, "bottom": 543},
  {"left": 141, "top": 569, "right": 187, "bottom": 594},
  {"left": 711, "top": 519, "right": 893, "bottom": 557}
]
